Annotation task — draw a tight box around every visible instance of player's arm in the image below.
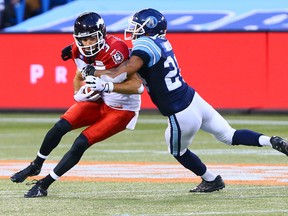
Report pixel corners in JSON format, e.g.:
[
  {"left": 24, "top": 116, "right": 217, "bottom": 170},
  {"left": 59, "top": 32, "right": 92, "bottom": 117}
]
[
  {"left": 85, "top": 55, "right": 145, "bottom": 94},
  {"left": 85, "top": 68, "right": 144, "bottom": 94},
  {"left": 73, "top": 69, "right": 84, "bottom": 93},
  {"left": 113, "top": 72, "right": 143, "bottom": 94},
  {"left": 94, "top": 55, "right": 144, "bottom": 79},
  {"left": 85, "top": 72, "right": 144, "bottom": 94},
  {"left": 61, "top": 43, "right": 84, "bottom": 93}
]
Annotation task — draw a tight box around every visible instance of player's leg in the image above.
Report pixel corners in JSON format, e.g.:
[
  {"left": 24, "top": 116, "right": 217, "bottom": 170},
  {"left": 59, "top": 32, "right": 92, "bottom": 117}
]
[
  {"left": 233, "top": 131, "right": 288, "bottom": 155},
  {"left": 40, "top": 100, "right": 103, "bottom": 159},
  {"left": 24, "top": 105, "right": 135, "bottom": 198},
  {"left": 11, "top": 101, "right": 103, "bottom": 183},
  {"left": 10, "top": 118, "right": 72, "bottom": 183},
  {"left": 48, "top": 106, "right": 135, "bottom": 180},
  {"left": 198, "top": 93, "right": 288, "bottom": 155},
  {"left": 165, "top": 94, "right": 225, "bottom": 192},
  {"left": 24, "top": 133, "right": 89, "bottom": 198}
]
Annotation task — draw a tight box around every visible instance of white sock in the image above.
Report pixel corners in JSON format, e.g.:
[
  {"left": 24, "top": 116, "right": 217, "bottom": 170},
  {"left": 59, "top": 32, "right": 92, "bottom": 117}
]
[
  {"left": 258, "top": 135, "right": 272, "bottom": 147},
  {"left": 201, "top": 169, "right": 217, "bottom": 182},
  {"left": 49, "top": 170, "right": 60, "bottom": 180},
  {"left": 37, "top": 151, "right": 48, "bottom": 159}
]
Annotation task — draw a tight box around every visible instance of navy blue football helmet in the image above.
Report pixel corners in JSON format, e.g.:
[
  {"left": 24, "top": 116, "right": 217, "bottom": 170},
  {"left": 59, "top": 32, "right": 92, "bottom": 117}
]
[
  {"left": 125, "top": 8, "right": 167, "bottom": 40},
  {"left": 73, "top": 12, "right": 106, "bottom": 57}
]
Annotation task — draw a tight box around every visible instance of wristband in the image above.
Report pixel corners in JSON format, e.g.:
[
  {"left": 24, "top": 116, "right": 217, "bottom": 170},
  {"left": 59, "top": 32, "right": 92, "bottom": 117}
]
[{"left": 106, "top": 82, "right": 114, "bottom": 93}]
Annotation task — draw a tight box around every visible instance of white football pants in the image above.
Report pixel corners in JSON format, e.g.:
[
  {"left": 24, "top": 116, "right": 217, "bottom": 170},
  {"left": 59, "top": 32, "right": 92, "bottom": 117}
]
[{"left": 165, "top": 92, "right": 236, "bottom": 156}]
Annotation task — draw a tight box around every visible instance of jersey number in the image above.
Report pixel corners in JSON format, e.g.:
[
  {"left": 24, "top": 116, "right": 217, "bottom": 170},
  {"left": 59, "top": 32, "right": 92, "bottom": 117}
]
[{"left": 164, "top": 56, "right": 182, "bottom": 91}]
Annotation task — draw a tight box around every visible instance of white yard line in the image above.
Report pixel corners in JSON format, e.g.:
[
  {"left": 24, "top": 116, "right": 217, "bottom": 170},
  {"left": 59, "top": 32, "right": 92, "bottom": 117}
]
[
  {"left": 128, "top": 210, "right": 288, "bottom": 216},
  {"left": 1, "top": 117, "right": 288, "bottom": 125},
  {"left": 1, "top": 161, "right": 288, "bottom": 184}
]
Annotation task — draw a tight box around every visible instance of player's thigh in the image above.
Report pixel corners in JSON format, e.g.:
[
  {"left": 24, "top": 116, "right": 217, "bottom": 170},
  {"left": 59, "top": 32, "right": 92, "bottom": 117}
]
[
  {"left": 83, "top": 107, "right": 135, "bottom": 145},
  {"left": 196, "top": 93, "right": 235, "bottom": 144},
  {"left": 165, "top": 102, "right": 202, "bottom": 154},
  {"left": 61, "top": 100, "right": 103, "bottom": 129}
]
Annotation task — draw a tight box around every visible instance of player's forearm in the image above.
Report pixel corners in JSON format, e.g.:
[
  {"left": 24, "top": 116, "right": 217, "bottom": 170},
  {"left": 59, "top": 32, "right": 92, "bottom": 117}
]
[
  {"left": 113, "top": 79, "right": 144, "bottom": 94},
  {"left": 94, "top": 57, "right": 143, "bottom": 78},
  {"left": 94, "top": 69, "right": 114, "bottom": 78},
  {"left": 73, "top": 70, "right": 84, "bottom": 92}
]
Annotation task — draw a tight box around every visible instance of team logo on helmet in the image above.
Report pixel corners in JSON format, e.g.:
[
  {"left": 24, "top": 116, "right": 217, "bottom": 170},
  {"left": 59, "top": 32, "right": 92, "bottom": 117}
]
[
  {"left": 145, "top": 16, "right": 158, "bottom": 29},
  {"left": 96, "top": 18, "right": 105, "bottom": 28}
]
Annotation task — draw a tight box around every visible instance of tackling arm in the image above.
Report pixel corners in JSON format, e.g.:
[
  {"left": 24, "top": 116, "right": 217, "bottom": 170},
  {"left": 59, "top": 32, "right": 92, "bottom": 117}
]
[
  {"left": 86, "top": 56, "right": 145, "bottom": 94},
  {"left": 94, "top": 56, "right": 144, "bottom": 79},
  {"left": 85, "top": 72, "right": 144, "bottom": 94},
  {"left": 113, "top": 73, "right": 144, "bottom": 94}
]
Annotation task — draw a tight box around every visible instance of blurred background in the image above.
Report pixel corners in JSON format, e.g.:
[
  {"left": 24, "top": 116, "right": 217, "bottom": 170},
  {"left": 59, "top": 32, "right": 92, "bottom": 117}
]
[{"left": 0, "top": 0, "right": 287, "bottom": 113}]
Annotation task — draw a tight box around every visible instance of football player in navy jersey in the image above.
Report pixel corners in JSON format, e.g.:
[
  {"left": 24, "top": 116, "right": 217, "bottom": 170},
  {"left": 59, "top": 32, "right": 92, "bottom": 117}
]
[
  {"left": 10, "top": 12, "right": 143, "bottom": 198},
  {"left": 85, "top": 8, "right": 288, "bottom": 193}
]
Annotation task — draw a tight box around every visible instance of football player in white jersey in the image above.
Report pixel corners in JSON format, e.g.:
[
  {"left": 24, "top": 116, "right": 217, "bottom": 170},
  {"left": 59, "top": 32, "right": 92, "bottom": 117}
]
[
  {"left": 86, "top": 8, "right": 288, "bottom": 193},
  {"left": 10, "top": 12, "right": 143, "bottom": 198}
]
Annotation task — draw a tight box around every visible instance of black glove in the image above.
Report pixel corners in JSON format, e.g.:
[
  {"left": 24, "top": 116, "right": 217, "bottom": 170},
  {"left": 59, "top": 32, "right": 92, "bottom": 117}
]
[
  {"left": 61, "top": 44, "right": 72, "bottom": 61},
  {"left": 81, "top": 65, "right": 96, "bottom": 79}
]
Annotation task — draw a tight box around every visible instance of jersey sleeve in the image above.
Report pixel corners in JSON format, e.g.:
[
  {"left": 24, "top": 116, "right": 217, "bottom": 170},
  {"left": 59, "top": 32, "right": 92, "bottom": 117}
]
[
  {"left": 114, "top": 40, "right": 130, "bottom": 61},
  {"left": 131, "top": 49, "right": 151, "bottom": 67},
  {"left": 131, "top": 37, "right": 161, "bottom": 67},
  {"left": 106, "top": 39, "right": 130, "bottom": 69}
]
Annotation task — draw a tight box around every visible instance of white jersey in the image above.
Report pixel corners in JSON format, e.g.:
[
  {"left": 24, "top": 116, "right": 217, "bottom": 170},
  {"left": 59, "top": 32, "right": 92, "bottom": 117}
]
[{"left": 102, "top": 92, "right": 140, "bottom": 112}]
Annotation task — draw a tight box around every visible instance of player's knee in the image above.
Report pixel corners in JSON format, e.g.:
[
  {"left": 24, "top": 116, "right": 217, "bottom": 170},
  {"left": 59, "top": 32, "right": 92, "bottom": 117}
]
[
  {"left": 213, "top": 129, "right": 235, "bottom": 145},
  {"left": 216, "top": 136, "right": 232, "bottom": 145},
  {"left": 167, "top": 146, "right": 187, "bottom": 157},
  {"left": 70, "top": 134, "right": 89, "bottom": 155},
  {"left": 53, "top": 118, "right": 72, "bottom": 134}
]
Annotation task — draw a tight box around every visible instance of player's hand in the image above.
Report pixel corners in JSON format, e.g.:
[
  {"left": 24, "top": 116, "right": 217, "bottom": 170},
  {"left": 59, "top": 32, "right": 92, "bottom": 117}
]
[
  {"left": 74, "top": 85, "right": 101, "bottom": 102},
  {"left": 61, "top": 44, "right": 72, "bottom": 61},
  {"left": 81, "top": 65, "right": 96, "bottom": 79},
  {"left": 85, "top": 76, "right": 114, "bottom": 93}
]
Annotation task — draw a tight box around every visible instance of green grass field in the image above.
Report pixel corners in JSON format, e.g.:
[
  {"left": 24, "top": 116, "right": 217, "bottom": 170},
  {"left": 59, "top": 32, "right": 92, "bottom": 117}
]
[{"left": 0, "top": 112, "right": 288, "bottom": 216}]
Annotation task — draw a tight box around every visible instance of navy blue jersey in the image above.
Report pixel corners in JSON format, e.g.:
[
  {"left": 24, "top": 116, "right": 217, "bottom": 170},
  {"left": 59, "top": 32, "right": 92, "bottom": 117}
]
[{"left": 131, "top": 36, "right": 195, "bottom": 116}]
